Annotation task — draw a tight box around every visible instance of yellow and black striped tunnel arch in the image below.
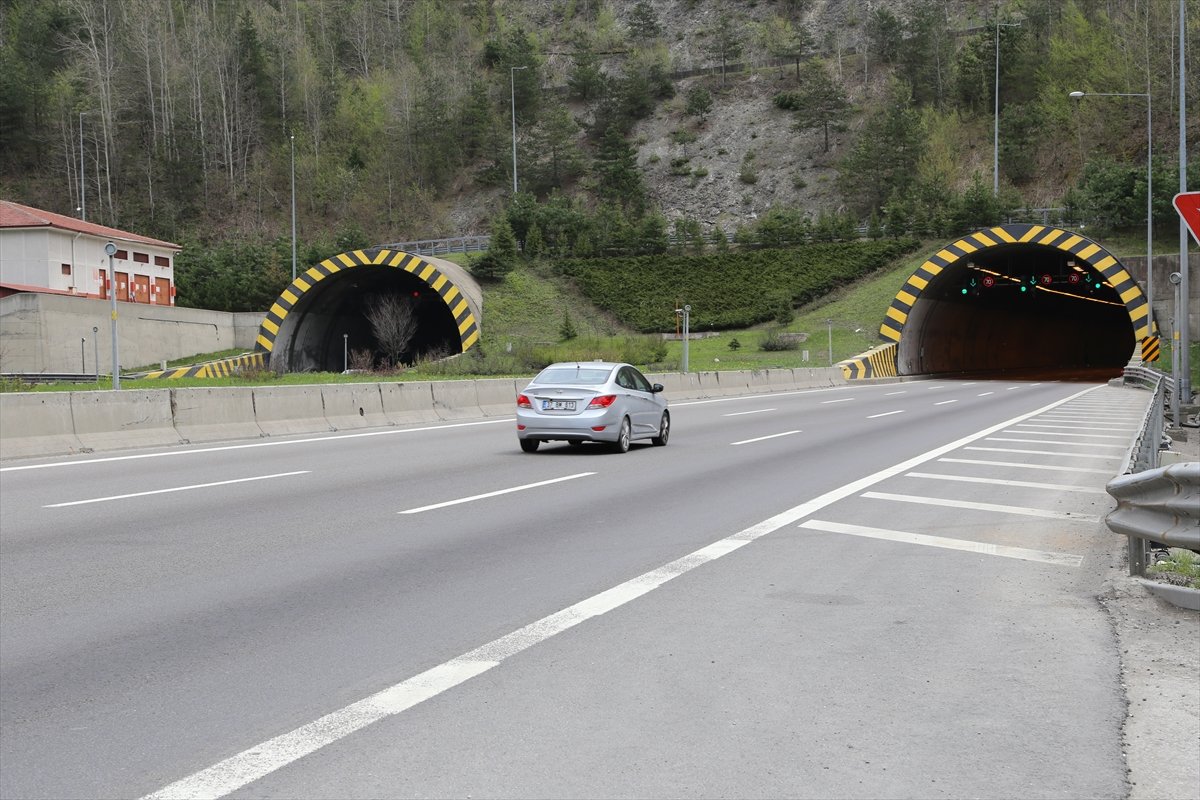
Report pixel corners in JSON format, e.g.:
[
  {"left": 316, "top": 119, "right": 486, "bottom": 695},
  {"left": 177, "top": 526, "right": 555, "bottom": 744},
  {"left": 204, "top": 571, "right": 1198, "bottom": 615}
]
[
  {"left": 877, "top": 223, "right": 1155, "bottom": 377},
  {"left": 255, "top": 248, "right": 481, "bottom": 372}
]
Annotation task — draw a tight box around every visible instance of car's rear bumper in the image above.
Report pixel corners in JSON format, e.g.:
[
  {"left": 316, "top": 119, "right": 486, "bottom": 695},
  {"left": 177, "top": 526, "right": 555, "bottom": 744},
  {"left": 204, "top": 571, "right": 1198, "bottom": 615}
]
[{"left": 516, "top": 408, "right": 621, "bottom": 442}]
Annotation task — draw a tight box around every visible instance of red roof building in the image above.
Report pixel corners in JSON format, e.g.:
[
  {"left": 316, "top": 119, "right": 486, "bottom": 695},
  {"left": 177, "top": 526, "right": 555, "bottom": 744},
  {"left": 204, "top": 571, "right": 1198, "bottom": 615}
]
[{"left": 0, "top": 200, "right": 181, "bottom": 304}]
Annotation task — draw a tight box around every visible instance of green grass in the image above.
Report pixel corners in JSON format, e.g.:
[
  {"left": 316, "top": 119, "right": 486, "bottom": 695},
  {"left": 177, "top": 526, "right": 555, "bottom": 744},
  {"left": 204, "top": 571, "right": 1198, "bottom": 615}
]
[{"left": 1147, "top": 549, "right": 1200, "bottom": 589}]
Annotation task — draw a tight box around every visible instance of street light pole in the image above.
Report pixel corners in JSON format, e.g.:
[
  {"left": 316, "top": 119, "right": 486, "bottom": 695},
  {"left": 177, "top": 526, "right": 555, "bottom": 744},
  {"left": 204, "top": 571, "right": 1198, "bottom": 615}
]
[
  {"left": 827, "top": 319, "right": 833, "bottom": 366},
  {"left": 104, "top": 242, "right": 120, "bottom": 390},
  {"left": 993, "top": 14, "right": 1020, "bottom": 195},
  {"left": 79, "top": 112, "right": 87, "bottom": 221},
  {"left": 1177, "top": 0, "right": 1191, "bottom": 404},
  {"left": 290, "top": 133, "right": 297, "bottom": 282},
  {"left": 1069, "top": 90, "right": 1154, "bottom": 333},
  {"left": 676, "top": 306, "right": 691, "bottom": 373},
  {"left": 510, "top": 65, "right": 528, "bottom": 194}
]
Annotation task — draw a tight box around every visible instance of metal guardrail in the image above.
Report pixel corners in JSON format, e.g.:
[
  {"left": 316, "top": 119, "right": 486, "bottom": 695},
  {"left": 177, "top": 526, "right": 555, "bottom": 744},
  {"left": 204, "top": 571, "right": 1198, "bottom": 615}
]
[
  {"left": 1122, "top": 365, "right": 1172, "bottom": 473},
  {"left": 1106, "top": 463, "right": 1200, "bottom": 575},
  {"left": 1106, "top": 365, "right": 1197, "bottom": 576},
  {"left": 1, "top": 372, "right": 105, "bottom": 385}
]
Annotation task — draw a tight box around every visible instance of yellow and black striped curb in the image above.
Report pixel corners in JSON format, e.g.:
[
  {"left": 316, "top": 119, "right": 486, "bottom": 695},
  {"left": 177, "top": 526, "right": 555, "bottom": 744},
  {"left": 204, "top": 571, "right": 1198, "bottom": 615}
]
[
  {"left": 1140, "top": 336, "right": 1160, "bottom": 363},
  {"left": 839, "top": 342, "right": 898, "bottom": 380},
  {"left": 254, "top": 248, "right": 479, "bottom": 356},
  {"left": 881, "top": 224, "right": 1155, "bottom": 345},
  {"left": 142, "top": 351, "right": 267, "bottom": 380}
]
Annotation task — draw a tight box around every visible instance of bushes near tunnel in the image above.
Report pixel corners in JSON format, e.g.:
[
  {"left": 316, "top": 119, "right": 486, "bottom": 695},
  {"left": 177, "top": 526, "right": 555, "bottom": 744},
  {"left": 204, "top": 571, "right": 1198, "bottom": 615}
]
[{"left": 554, "top": 240, "right": 919, "bottom": 332}]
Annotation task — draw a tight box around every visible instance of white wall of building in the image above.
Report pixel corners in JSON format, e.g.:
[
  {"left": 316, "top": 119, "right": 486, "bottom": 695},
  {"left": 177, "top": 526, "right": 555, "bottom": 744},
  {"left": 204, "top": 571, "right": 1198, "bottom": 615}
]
[{"left": 1, "top": 228, "right": 177, "bottom": 303}]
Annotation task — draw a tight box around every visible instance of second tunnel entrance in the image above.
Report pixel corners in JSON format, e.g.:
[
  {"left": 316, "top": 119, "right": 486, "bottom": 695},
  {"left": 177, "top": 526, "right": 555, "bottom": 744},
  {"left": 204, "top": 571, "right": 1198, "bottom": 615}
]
[{"left": 882, "top": 225, "right": 1153, "bottom": 377}]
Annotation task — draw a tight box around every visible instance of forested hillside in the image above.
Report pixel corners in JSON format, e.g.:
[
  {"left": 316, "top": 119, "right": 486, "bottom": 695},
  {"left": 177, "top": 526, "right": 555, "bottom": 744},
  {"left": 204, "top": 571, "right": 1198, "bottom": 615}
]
[{"left": 1, "top": 0, "right": 1196, "bottom": 312}]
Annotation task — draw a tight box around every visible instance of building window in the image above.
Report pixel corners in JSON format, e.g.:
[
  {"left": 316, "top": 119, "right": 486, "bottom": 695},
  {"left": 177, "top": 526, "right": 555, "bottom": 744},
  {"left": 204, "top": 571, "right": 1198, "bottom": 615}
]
[
  {"left": 155, "top": 255, "right": 170, "bottom": 267},
  {"left": 115, "top": 249, "right": 128, "bottom": 260},
  {"left": 61, "top": 263, "right": 72, "bottom": 275},
  {"left": 133, "top": 251, "right": 149, "bottom": 263}
]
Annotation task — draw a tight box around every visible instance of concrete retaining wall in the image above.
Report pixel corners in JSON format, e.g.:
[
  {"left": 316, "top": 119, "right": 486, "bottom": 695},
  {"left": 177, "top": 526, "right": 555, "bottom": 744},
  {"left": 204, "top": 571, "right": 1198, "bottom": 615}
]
[
  {"left": 0, "top": 367, "right": 851, "bottom": 460},
  {"left": 0, "top": 292, "right": 259, "bottom": 374}
]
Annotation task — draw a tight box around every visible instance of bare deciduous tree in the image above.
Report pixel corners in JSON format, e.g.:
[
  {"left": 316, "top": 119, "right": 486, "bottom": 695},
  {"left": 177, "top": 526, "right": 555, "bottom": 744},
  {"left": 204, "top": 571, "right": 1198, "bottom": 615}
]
[{"left": 364, "top": 293, "right": 419, "bottom": 366}]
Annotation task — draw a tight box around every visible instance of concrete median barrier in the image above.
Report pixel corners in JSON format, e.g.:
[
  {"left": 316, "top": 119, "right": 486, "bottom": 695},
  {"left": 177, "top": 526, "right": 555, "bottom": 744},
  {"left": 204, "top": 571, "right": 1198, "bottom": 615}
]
[
  {"left": 321, "top": 384, "right": 388, "bottom": 430},
  {"left": 431, "top": 380, "right": 482, "bottom": 420},
  {"left": 71, "top": 389, "right": 180, "bottom": 452},
  {"left": 380, "top": 382, "right": 440, "bottom": 425},
  {"left": 0, "top": 393, "right": 85, "bottom": 459},
  {"left": 172, "top": 387, "right": 264, "bottom": 443},
  {"left": 252, "top": 385, "right": 333, "bottom": 436},
  {"left": 476, "top": 379, "right": 521, "bottom": 417}
]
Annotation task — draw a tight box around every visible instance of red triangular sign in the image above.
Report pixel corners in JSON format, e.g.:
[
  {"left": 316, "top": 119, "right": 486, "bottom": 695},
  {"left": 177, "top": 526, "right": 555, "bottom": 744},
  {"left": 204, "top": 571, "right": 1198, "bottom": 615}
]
[{"left": 1174, "top": 191, "right": 1200, "bottom": 246}]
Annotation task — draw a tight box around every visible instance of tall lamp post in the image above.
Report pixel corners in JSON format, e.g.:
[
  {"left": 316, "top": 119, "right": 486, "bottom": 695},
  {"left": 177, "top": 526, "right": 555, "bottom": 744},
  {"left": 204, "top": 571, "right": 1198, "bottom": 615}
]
[
  {"left": 1069, "top": 90, "right": 1154, "bottom": 331},
  {"left": 290, "top": 133, "right": 297, "bottom": 282},
  {"left": 79, "top": 112, "right": 87, "bottom": 221},
  {"left": 104, "top": 242, "right": 120, "bottom": 390},
  {"left": 993, "top": 14, "right": 1020, "bottom": 194},
  {"left": 510, "top": 65, "right": 528, "bottom": 194},
  {"left": 1176, "top": 0, "right": 1191, "bottom": 405}
]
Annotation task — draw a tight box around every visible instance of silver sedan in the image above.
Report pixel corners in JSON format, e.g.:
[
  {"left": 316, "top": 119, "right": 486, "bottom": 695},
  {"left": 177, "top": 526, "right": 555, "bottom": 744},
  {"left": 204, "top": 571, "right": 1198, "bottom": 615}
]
[{"left": 516, "top": 361, "right": 670, "bottom": 453}]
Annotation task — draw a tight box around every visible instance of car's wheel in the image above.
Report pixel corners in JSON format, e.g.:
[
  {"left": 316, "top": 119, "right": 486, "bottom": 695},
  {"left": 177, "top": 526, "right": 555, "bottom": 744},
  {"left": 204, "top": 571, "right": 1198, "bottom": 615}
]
[
  {"left": 612, "top": 417, "right": 631, "bottom": 453},
  {"left": 519, "top": 438, "right": 540, "bottom": 453},
  {"left": 652, "top": 411, "right": 670, "bottom": 446}
]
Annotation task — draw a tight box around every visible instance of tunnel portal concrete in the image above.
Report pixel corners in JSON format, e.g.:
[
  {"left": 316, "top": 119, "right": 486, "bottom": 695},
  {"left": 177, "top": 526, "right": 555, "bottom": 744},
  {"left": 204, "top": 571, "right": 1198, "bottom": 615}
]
[
  {"left": 255, "top": 248, "right": 482, "bottom": 373},
  {"left": 881, "top": 224, "right": 1155, "bottom": 377}
]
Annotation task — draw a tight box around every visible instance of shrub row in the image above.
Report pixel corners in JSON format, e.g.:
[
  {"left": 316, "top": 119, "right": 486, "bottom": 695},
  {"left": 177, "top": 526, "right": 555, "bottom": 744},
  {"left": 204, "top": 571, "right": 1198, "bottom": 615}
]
[{"left": 554, "top": 240, "right": 919, "bottom": 332}]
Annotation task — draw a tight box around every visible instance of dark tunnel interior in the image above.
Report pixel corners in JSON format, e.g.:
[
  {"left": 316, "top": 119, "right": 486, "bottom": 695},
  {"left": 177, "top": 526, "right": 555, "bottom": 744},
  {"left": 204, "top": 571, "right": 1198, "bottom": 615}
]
[
  {"left": 894, "top": 243, "right": 1135, "bottom": 377},
  {"left": 274, "top": 266, "right": 462, "bottom": 372}
]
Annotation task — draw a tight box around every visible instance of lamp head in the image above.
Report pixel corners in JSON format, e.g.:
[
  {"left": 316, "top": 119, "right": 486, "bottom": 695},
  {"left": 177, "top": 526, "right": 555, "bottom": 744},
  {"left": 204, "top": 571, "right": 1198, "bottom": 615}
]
[
  {"left": 1069, "top": 91, "right": 1085, "bottom": 99},
  {"left": 104, "top": 242, "right": 117, "bottom": 256}
]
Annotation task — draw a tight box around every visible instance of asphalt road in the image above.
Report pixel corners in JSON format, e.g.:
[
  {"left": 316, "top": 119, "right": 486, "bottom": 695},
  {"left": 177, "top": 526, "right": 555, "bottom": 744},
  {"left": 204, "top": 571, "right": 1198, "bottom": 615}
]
[{"left": 0, "top": 378, "right": 1151, "bottom": 799}]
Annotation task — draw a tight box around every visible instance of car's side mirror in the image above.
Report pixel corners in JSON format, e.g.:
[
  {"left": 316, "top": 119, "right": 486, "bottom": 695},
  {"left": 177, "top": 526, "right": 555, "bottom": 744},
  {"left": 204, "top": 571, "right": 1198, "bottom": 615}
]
[{"left": 651, "top": 383, "right": 664, "bottom": 393}]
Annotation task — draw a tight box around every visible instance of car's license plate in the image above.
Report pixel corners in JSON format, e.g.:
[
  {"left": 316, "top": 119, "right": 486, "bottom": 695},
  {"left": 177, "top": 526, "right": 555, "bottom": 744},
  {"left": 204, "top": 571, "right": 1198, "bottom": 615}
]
[{"left": 542, "top": 399, "right": 576, "bottom": 411}]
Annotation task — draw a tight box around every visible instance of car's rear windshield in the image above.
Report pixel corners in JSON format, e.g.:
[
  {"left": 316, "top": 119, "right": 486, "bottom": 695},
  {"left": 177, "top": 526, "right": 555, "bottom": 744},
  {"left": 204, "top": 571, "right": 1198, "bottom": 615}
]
[{"left": 535, "top": 367, "right": 613, "bottom": 385}]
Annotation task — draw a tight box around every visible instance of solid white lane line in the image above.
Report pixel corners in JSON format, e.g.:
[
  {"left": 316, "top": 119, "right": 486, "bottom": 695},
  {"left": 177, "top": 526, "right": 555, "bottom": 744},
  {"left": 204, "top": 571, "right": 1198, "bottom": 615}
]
[
  {"left": 141, "top": 385, "right": 1102, "bottom": 800},
  {"left": 978, "top": 391, "right": 995, "bottom": 396},
  {"left": 934, "top": 399, "right": 958, "bottom": 406},
  {"left": 905, "top": 471, "right": 1106, "bottom": 494},
  {"left": 965, "top": 446, "right": 1122, "bottom": 459},
  {"left": 731, "top": 430, "right": 801, "bottom": 446},
  {"left": 821, "top": 398, "right": 854, "bottom": 404},
  {"left": 985, "top": 437, "right": 1126, "bottom": 449},
  {"left": 44, "top": 472, "right": 310, "bottom": 508},
  {"left": 939, "top": 457, "right": 1114, "bottom": 475},
  {"left": 862, "top": 491, "right": 1100, "bottom": 522},
  {"left": 867, "top": 410, "right": 905, "bottom": 419},
  {"left": 1, "top": 419, "right": 515, "bottom": 473},
  {"left": 399, "top": 473, "right": 595, "bottom": 514},
  {"left": 799, "top": 520, "right": 1083, "bottom": 567},
  {"left": 723, "top": 408, "right": 777, "bottom": 417}
]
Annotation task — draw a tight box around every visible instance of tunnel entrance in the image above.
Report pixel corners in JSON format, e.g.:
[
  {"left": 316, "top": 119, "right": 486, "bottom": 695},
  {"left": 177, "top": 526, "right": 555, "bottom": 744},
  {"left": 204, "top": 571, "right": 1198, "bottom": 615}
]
[
  {"left": 882, "top": 224, "right": 1155, "bottom": 377},
  {"left": 255, "top": 248, "right": 482, "bottom": 373}
]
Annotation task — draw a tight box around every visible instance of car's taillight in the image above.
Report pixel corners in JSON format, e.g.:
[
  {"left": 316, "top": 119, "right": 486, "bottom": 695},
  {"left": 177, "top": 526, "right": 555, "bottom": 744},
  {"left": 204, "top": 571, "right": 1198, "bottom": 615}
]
[
  {"left": 587, "top": 394, "right": 617, "bottom": 409},
  {"left": 517, "top": 394, "right": 532, "bottom": 409}
]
